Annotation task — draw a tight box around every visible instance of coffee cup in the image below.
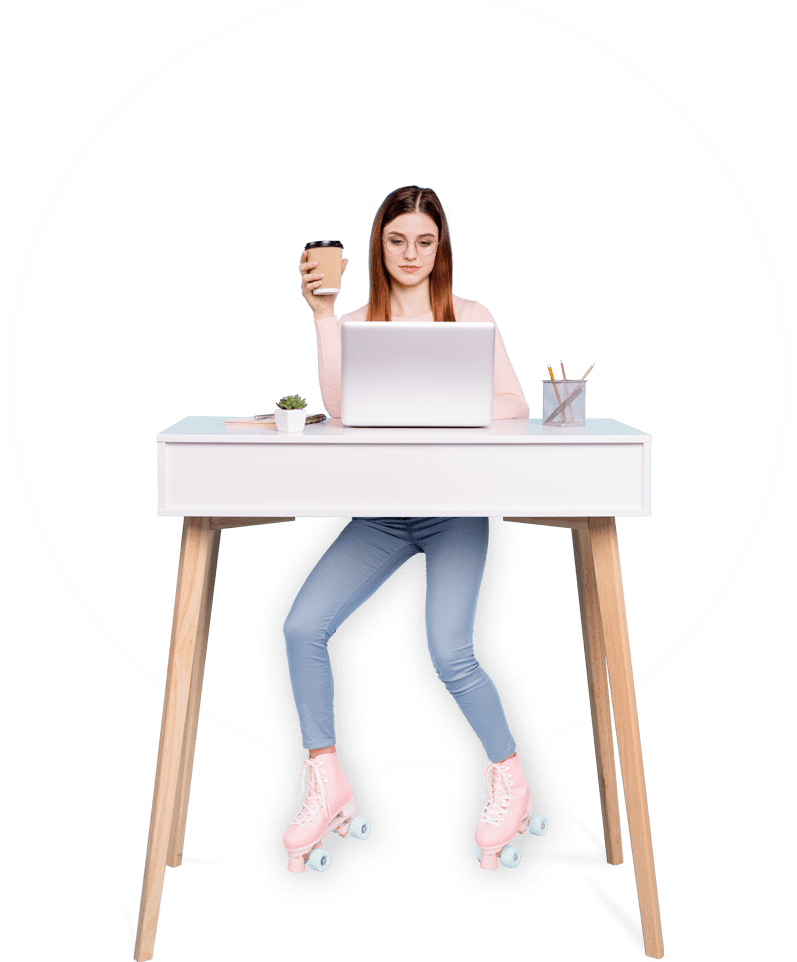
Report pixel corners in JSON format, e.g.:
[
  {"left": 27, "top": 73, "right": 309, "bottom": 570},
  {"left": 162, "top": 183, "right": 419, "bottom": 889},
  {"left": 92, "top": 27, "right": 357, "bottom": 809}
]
[{"left": 304, "top": 240, "right": 343, "bottom": 294}]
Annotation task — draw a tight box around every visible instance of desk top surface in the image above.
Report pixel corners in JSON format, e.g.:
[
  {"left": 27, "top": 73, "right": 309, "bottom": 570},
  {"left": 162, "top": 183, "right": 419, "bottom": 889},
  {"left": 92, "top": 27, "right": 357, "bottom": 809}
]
[{"left": 157, "top": 417, "right": 651, "bottom": 444}]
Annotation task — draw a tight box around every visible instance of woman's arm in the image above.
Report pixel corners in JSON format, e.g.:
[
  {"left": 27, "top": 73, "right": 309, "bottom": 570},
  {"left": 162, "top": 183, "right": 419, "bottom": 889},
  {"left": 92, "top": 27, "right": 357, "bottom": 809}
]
[
  {"left": 300, "top": 247, "right": 349, "bottom": 419},
  {"left": 313, "top": 314, "right": 343, "bottom": 419},
  {"left": 492, "top": 321, "right": 530, "bottom": 419},
  {"left": 314, "top": 303, "right": 374, "bottom": 418},
  {"left": 462, "top": 301, "right": 530, "bottom": 420}
]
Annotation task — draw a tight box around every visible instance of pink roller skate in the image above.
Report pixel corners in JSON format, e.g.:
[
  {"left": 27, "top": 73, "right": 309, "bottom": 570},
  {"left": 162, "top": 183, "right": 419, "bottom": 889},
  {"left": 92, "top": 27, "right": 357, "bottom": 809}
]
[
  {"left": 475, "top": 754, "right": 548, "bottom": 869},
  {"left": 282, "top": 752, "right": 371, "bottom": 872}
]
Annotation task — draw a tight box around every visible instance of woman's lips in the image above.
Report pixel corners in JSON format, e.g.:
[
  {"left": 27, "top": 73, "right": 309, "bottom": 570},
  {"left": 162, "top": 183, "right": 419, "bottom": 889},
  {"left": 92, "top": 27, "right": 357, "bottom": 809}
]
[{"left": 400, "top": 266, "right": 420, "bottom": 272}]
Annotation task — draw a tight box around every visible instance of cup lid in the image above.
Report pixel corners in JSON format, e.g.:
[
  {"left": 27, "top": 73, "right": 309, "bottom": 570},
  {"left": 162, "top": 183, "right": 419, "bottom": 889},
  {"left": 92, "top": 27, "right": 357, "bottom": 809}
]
[{"left": 305, "top": 240, "right": 343, "bottom": 249}]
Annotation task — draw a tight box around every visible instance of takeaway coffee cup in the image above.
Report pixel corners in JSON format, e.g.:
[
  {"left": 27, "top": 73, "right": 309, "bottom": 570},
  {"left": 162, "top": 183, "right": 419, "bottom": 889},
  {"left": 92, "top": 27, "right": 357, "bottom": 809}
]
[{"left": 305, "top": 240, "right": 343, "bottom": 294}]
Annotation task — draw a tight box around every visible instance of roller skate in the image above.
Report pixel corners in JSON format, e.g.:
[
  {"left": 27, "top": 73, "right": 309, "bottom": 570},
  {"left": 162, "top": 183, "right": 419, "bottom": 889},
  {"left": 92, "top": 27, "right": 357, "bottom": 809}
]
[
  {"left": 282, "top": 751, "right": 371, "bottom": 872},
  {"left": 475, "top": 754, "right": 548, "bottom": 869}
]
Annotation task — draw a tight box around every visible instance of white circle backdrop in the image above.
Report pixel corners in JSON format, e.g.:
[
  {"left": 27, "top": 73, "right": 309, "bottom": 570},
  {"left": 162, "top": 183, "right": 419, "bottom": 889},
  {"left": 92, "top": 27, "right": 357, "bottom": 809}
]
[{"left": 2, "top": 0, "right": 794, "bottom": 774}]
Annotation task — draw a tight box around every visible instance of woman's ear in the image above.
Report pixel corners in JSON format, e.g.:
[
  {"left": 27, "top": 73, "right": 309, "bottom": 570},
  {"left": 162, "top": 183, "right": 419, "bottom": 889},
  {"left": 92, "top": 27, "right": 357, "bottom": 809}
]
[{"left": 342, "top": 258, "right": 348, "bottom": 273}]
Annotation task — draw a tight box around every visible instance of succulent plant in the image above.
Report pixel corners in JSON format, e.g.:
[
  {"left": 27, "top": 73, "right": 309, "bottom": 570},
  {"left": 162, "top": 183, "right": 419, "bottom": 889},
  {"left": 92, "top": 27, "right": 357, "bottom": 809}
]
[{"left": 276, "top": 394, "right": 308, "bottom": 410}]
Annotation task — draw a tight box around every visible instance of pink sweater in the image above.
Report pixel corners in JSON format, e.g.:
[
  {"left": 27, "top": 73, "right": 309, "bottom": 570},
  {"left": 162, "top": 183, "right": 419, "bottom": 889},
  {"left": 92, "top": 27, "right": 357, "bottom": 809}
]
[{"left": 313, "top": 293, "right": 529, "bottom": 420}]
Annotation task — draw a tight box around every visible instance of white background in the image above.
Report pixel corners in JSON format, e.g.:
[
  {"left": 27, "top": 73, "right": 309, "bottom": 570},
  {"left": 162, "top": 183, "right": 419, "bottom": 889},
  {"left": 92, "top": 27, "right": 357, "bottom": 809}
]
[{"left": 2, "top": 0, "right": 794, "bottom": 774}]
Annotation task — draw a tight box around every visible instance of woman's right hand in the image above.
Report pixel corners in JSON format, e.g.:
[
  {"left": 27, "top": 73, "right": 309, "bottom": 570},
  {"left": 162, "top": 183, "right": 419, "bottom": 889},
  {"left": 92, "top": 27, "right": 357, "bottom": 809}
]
[{"left": 299, "top": 249, "right": 348, "bottom": 318}]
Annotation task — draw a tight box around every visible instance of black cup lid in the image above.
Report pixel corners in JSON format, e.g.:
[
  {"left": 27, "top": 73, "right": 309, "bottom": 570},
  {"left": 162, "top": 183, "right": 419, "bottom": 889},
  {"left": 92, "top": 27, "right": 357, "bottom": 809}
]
[{"left": 305, "top": 240, "right": 343, "bottom": 249}]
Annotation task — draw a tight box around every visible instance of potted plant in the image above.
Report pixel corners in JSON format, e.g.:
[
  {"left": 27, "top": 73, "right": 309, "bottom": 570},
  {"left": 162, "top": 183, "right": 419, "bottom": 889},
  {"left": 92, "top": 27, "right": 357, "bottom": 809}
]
[{"left": 274, "top": 394, "right": 308, "bottom": 433}]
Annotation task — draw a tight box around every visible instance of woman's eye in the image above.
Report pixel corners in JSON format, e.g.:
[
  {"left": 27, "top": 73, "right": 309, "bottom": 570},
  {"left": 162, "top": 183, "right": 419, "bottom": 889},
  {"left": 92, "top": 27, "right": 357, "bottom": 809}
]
[
  {"left": 388, "top": 238, "right": 402, "bottom": 246},
  {"left": 419, "top": 241, "right": 432, "bottom": 248}
]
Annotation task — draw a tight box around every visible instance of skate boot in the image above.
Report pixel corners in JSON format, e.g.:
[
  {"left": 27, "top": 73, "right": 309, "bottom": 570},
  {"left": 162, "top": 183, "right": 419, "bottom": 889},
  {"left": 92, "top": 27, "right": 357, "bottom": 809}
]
[
  {"left": 282, "top": 751, "right": 371, "bottom": 873},
  {"left": 475, "top": 754, "right": 548, "bottom": 869}
]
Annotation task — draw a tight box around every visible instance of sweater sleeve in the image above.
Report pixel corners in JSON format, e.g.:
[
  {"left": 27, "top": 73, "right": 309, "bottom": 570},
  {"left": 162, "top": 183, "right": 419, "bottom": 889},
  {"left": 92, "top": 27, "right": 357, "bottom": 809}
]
[
  {"left": 465, "top": 302, "right": 530, "bottom": 420},
  {"left": 313, "top": 313, "right": 344, "bottom": 419}
]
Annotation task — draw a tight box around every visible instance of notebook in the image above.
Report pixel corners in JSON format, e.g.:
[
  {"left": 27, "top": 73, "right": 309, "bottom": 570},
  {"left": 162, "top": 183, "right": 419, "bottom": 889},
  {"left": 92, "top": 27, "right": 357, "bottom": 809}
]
[{"left": 340, "top": 320, "right": 495, "bottom": 427}]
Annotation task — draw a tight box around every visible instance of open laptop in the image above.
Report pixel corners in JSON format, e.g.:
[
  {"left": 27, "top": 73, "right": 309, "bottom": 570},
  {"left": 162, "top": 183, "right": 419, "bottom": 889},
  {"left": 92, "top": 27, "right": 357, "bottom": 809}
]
[{"left": 340, "top": 321, "right": 495, "bottom": 427}]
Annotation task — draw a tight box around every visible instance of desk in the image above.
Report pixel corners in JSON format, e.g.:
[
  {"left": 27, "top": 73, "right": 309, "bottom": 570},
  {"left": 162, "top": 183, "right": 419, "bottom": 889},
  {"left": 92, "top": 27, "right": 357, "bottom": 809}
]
[
  {"left": 136, "top": 417, "right": 662, "bottom": 959},
  {"left": 156, "top": 415, "right": 651, "bottom": 517}
]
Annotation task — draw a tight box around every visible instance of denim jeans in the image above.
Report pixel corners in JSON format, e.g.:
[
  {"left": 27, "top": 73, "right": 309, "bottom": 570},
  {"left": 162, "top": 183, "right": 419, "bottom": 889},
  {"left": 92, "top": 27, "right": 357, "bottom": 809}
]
[{"left": 283, "top": 517, "right": 516, "bottom": 763}]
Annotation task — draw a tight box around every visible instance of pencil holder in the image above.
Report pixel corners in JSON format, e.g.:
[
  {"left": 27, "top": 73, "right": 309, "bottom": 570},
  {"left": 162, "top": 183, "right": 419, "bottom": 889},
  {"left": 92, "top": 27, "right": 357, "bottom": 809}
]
[{"left": 542, "top": 380, "right": 586, "bottom": 426}]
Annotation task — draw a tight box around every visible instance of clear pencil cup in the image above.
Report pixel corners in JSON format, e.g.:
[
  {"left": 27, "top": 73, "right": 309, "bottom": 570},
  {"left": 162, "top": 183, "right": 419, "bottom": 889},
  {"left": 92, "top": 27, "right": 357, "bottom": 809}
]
[{"left": 542, "top": 380, "right": 587, "bottom": 426}]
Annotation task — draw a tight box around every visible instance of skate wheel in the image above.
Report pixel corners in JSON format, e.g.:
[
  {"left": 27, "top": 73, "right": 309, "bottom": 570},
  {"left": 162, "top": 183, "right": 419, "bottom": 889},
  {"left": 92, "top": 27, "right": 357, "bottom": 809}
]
[
  {"left": 476, "top": 845, "right": 482, "bottom": 862},
  {"left": 307, "top": 848, "right": 331, "bottom": 872},
  {"left": 349, "top": 817, "right": 371, "bottom": 840},
  {"left": 528, "top": 814, "right": 548, "bottom": 836},
  {"left": 500, "top": 844, "right": 521, "bottom": 868}
]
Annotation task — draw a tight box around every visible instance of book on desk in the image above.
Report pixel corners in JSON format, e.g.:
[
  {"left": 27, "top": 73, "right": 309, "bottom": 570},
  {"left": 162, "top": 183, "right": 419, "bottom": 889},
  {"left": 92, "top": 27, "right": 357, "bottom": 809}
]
[{"left": 224, "top": 413, "right": 328, "bottom": 426}]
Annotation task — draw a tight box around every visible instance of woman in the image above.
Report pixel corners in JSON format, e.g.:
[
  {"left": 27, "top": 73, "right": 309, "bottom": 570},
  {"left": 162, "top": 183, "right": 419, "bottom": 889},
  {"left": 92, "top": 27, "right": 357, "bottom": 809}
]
[{"left": 282, "top": 186, "right": 534, "bottom": 872}]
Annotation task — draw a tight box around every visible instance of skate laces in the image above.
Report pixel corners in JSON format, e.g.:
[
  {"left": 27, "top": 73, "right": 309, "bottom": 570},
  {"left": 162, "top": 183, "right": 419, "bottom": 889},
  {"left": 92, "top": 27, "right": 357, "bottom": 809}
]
[
  {"left": 291, "top": 757, "right": 330, "bottom": 827},
  {"left": 479, "top": 762, "right": 516, "bottom": 827}
]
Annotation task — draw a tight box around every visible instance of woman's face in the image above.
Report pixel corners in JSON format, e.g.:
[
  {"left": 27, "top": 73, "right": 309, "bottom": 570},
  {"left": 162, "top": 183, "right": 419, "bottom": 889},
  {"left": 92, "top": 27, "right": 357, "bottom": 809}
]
[{"left": 381, "top": 211, "right": 439, "bottom": 289}]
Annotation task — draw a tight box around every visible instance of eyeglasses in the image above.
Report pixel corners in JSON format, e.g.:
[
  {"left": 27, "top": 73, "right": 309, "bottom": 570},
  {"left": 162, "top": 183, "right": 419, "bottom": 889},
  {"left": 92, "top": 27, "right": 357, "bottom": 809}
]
[{"left": 382, "top": 236, "right": 438, "bottom": 257}]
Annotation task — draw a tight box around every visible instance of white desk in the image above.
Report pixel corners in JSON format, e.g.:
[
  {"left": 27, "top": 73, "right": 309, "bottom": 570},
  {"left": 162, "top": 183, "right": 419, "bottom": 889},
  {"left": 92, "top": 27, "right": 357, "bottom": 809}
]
[
  {"left": 157, "top": 417, "right": 651, "bottom": 517},
  {"left": 136, "top": 416, "right": 663, "bottom": 960}
]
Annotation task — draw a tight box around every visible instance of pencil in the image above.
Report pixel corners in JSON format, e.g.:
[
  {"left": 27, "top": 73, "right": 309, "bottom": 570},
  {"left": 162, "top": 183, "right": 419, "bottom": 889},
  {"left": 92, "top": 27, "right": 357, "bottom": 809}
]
[
  {"left": 547, "top": 364, "right": 567, "bottom": 422},
  {"left": 580, "top": 362, "right": 595, "bottom": 380},
  {"left": 560, "top": 360, "right": 573, "bottom": 417}
]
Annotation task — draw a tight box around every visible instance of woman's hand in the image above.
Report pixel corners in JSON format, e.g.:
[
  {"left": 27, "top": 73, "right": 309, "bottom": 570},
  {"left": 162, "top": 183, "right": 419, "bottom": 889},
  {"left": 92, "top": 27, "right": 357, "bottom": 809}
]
[{"left": 299, "top": 249, "right": 348, "bottom": 319}]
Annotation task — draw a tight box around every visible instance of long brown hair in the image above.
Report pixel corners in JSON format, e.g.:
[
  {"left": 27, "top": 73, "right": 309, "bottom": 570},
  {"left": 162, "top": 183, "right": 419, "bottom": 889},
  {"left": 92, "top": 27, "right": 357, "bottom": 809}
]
[{"left": 365, "top": 186, "right": 456, "bottom": 323}]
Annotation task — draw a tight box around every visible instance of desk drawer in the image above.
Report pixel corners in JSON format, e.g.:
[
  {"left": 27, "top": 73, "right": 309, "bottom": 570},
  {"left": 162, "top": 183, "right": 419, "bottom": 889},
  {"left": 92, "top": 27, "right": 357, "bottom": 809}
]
[{"left": 158, "top": 441, "right": 650, "bottom": 517}]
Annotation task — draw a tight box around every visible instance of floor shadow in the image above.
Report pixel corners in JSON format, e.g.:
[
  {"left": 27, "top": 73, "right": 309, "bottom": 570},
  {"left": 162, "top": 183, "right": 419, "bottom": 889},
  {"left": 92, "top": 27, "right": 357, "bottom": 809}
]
[{"left": 443, "top": 745, "right": 667, "bottom": 959}]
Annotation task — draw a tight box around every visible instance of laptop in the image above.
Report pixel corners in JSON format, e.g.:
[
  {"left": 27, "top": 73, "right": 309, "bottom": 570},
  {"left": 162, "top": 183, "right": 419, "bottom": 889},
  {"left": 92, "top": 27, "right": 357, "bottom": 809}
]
[{"left": 340, "top": 320, "right": 495, "bottom": 427}]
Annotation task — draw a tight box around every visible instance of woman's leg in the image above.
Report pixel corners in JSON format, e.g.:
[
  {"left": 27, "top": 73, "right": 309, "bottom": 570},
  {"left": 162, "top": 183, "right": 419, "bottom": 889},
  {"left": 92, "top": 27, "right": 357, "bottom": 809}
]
[
  {"left": 418, "top": 520, "right": 535, "bottom": 868},
  {"left": 415, "top": 517, "right": 517, "bottom": 764},
  {"left": 283, "top": 519, "right": 420, "bottom": 751}
]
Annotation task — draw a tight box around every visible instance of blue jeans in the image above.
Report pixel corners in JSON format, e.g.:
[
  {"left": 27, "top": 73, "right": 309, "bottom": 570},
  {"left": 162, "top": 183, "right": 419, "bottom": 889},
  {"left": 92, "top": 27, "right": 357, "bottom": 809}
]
[{"left": 283, "top": 517, "right": 516, "bottom": 763}]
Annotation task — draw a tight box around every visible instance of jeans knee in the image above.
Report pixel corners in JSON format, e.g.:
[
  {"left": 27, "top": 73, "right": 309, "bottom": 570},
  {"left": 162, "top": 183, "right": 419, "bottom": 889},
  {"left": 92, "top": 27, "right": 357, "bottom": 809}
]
[
  {"left": 429, "top": 636, "right": 479, "bottom": 686},
  {"left": 283, "top": 609, "right": 329, "bottom": 648}
]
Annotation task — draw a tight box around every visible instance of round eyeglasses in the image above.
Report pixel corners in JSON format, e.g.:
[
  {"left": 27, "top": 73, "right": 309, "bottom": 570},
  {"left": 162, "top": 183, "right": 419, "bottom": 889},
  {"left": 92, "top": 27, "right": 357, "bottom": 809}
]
[{"left": 382, "top": 236, "right": 438, "bottom": 257}]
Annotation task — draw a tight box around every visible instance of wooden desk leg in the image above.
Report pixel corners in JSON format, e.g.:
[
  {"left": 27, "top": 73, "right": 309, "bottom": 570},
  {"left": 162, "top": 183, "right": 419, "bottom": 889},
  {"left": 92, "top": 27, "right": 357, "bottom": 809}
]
[
  {"left": 134, "top": 517, "right": 220, "bottom": 962},
  {"left": 572, "top": 528, "right": 623, "bottom": 866},
  {"left": 588, "top": 517, "right": 664, "bottom": 959},
  {"left": 168, "top": 524, "right": 220, "bottom": 866}
]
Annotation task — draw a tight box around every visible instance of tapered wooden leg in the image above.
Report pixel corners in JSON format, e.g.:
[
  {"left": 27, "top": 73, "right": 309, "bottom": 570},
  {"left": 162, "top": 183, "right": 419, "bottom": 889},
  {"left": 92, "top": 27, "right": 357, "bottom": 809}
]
[
  {"left": 588, "top": 517, "right": 664, "bottom": 959},
  {"left": 134, "top": 517, "right": 218, "bottom": 962},
  {"left": 572, "top": 528, "right": 623, "bottom": 866},
  {"left": 167, "top": 525, "right": 220, "bottom": 866}
]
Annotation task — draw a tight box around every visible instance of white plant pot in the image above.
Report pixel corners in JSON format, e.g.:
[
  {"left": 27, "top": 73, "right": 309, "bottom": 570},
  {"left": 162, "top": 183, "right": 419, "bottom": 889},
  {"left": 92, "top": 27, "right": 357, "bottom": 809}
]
[{"left": 274, "top": 407, "right": 306, "bottom": 432}]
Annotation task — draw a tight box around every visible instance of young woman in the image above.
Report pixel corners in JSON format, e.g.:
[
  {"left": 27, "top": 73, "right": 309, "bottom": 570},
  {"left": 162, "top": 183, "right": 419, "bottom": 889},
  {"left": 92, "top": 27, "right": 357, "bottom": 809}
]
[{"left": 282, "top": 186, "right": 536, "bottom": 872}]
